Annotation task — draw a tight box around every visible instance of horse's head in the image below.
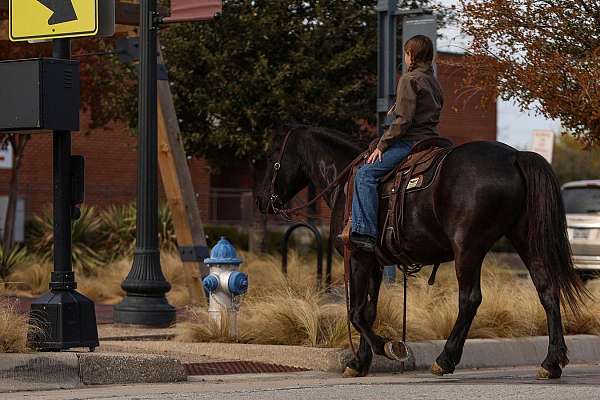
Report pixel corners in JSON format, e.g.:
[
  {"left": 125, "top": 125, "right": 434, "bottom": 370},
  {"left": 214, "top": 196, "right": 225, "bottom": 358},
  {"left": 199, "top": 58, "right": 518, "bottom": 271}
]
[{"left": 255, "top": 128, "right": 311, "bottom": 214}]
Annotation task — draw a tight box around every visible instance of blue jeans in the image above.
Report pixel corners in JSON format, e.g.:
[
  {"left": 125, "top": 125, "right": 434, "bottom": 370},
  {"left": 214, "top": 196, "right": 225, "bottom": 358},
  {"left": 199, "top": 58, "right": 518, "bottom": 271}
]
[{"left": 352, "top": 140, "right": 414, "bottom": 239}]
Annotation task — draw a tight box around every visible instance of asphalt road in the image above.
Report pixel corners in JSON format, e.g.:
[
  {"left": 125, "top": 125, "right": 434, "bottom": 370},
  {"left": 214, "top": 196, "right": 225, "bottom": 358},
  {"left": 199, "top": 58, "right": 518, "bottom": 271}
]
[{"left": 6, "top": 365, "right": 600, "bottom": 400}]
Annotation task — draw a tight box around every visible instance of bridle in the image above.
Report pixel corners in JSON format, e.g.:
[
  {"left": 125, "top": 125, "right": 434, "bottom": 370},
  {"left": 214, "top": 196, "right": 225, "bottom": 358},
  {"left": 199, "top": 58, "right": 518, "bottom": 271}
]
[
  {"left": 267, "top": 128, "right": 364, "bottom": 221},
  {"left": 268, "top": 129, "right": 294, "bottom": 218},
  {"left": 268, "top": 126, "right": 370, "bottom": 360}
]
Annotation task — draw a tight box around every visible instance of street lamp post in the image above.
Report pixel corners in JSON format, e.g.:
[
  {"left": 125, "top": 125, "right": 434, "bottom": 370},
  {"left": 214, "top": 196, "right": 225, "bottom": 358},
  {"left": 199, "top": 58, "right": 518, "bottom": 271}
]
[{"left": 114, "top": 0, "right": 176, "bottom": 326}]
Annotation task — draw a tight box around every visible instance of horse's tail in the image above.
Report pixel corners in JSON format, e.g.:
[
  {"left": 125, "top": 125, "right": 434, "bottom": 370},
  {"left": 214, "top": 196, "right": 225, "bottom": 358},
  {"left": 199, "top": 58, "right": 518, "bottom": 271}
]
[{"left": 515, "top": 151, "right": 590, "bottom": 316}]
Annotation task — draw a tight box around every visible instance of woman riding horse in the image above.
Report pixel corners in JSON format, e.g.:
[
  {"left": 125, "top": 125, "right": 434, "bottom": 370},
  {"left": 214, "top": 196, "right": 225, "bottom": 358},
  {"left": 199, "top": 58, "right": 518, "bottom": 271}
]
[
  {"left": 256, "top": 44, "right": 588, "bottom": 381},
  {"left": 351, "top": 35, "right": 443, "bottom": 252}
]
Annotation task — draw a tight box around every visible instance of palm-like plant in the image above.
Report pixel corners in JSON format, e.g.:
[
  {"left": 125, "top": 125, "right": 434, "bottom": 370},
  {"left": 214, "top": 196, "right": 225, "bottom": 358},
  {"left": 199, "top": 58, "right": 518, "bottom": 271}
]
[
  {"left": 0, "top": 244, "right": 28, "bottom": 282},
  {"left": 26, "top": 206, "right": 105, "bottom": 276},
  {"left": 99, "top": 204, "right": 137, "bottom": 258}
]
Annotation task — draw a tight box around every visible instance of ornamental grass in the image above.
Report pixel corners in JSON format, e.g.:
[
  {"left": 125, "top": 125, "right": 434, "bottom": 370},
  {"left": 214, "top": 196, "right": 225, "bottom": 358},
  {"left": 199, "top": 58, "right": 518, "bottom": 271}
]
[
  {"left": 1, "top": 242, "right": 599, "bottom": 347},
  {"left": 178, "top": 252, "right": 600, "bottom": 347},
  {"left": 0, "top": 300, "right": 31, "bottom": 353}
]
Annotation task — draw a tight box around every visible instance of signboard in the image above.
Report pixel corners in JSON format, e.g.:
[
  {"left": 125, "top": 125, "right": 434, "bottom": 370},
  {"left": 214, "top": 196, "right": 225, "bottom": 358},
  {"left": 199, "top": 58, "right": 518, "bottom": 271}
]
[
  {"left": 402, "top": 13, "right": 437, "bottom": 74},
  {"left": 531, "top": 129, "right": 555, "bottom": 164},
  {"left": 164, "top": 0, "right": 222, "bottom": 23},
  {"left": 9, "top": 0, "right": 98, "bottom": 42}
]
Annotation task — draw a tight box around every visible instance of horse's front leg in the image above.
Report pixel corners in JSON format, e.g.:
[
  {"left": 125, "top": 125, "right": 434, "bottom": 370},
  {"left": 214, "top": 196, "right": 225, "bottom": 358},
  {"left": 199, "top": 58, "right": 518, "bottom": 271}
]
[
  {"left": 344, "top": 251, "right": 405, "bottom": 377},
  {"left": 344, "top": 261, "right": 382, "bottom": 377}
]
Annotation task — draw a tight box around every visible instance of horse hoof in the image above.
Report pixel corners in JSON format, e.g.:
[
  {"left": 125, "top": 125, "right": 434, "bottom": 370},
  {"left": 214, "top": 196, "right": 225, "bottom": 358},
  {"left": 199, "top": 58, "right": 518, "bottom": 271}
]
[
  {"left": 384, "top": 341, "right": 409, "bottom": 361},
  {"left": 343, "top": 367, "right": 360, "bottom": 378},
  {"left": 431, "top": 362, "right": 446, "bottom": 376},
  {"left": 536, "top": 367, "right": 561, "bottom": 380}
]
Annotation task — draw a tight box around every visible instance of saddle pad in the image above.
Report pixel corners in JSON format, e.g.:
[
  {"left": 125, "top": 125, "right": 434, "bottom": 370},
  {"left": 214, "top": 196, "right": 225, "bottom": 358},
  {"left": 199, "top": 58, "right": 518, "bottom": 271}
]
[{"left": 379, "top": 147, "right": 452, "bottom": 199}]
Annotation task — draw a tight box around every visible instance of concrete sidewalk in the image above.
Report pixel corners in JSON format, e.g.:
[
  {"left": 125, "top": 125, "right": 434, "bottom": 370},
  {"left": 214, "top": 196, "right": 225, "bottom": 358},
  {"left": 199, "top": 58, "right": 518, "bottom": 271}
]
[
  {"left": 2, "top": 335, "right": 598, "bottom": 392},
  {"left": 101, "top": 335, "right": 600, "bottom": 373}
]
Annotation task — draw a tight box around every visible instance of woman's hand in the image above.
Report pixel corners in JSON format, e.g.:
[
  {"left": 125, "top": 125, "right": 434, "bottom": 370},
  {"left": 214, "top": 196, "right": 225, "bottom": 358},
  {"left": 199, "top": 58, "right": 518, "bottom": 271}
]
[{"left": 367, "top": 148, "right": 383, "bottom": 164}]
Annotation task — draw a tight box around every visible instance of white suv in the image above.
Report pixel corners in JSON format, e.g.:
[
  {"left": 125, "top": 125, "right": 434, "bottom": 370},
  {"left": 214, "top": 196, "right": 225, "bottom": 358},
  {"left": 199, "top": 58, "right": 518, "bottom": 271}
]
[{"left": 562, "top": 180, "right": 600, "bottom": 279}]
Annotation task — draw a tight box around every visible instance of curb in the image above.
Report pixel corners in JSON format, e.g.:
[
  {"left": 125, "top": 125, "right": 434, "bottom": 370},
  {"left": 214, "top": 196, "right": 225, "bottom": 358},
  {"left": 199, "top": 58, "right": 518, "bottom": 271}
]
[
  {"left": 101, "top": 335, "right": 600, "bottom": 373},
  {"left": 0, "top": 352, "right": 186, "bottom": 393}
]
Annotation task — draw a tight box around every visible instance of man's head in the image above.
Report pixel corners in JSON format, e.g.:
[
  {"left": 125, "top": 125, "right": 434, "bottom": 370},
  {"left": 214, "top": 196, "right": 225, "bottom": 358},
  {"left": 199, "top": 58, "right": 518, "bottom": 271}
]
[{"left": 404, "top": 35, "right": 434, "bottom": 66}]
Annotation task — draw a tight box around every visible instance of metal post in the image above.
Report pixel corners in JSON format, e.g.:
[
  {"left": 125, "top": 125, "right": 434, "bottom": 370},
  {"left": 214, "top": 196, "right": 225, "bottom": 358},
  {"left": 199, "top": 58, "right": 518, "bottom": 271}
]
[
  {"left": 52, "top": 39, "right": 73, "bottom": 279},
  {"left": 114, "top": 0, "right": 176, "bottom": 326},
  {"left": 28, "top": 39, "right": 99, "bottom": 351},
  {"left": 376, "top": 0, "right": 398, "bottom": 137},
  {"left": 377, "top": 1, "right": 399, "bottom": 284}
]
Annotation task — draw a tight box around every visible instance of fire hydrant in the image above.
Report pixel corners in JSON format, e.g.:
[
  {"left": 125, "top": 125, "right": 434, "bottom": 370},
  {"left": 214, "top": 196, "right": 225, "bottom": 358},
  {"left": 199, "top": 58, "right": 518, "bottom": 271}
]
[{"left": 202, "top": 237, "right": 248, "bottom": 337}]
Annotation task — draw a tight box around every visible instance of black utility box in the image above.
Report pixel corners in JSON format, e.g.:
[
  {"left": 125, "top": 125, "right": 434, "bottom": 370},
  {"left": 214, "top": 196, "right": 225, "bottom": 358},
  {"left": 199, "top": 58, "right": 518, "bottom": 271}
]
[{"left": 0, "top": 58, "right": 80, "bottom": 132}]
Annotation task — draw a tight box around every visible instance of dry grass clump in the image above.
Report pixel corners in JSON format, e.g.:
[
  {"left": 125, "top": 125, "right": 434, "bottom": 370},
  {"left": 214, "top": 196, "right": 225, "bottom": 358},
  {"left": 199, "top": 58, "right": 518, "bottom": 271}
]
[
  {"left": 0, "top": 300, "right": 30, "bottom": 353},
  {"left": 178, "top": 251, "right": 348, "bottom": 347},
  {"left": 4, "top": 246, "right": 599, "bottom": 349},
  {"left": 179, "top": 254, "right": 600, "bottom": 348}
]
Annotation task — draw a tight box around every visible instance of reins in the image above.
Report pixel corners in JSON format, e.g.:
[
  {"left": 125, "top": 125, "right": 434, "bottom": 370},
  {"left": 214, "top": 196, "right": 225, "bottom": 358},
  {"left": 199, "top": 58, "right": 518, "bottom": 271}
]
[
  {"left": 268, "top": 129, "right": 364, "bottom": 221},
  {"left": 269, "top": 128, "right": 366, "bottom": 357}
]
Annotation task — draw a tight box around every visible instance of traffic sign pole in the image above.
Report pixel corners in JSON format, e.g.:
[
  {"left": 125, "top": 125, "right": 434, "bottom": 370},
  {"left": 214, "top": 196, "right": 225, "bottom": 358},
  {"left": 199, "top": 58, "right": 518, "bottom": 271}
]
[
  {"left": 114, "top": 0, "right": 176, "bottom": 327},
  {"left": 27, "top": 38, "right": 99, "bottom": 351},
  {"left": 52, "top": 38, "right": 73, "bottom": 278}
]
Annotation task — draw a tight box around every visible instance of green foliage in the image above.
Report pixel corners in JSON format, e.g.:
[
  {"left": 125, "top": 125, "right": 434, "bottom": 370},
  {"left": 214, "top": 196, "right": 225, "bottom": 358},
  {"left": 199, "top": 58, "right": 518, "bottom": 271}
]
[
  {"left": 99, "top": 204, "right": 137, "bottom": 257},
  {"left": 552, "top": 136, "right": 600, "bottom": 185},
  {"left": 26, "top": 206, "right": 105, "bottom": 276},
  {"left": 25, "top": 204, "right": 179, "bottom": 275},
  {"left": 160, "top": 0, "right": 446, "bottom": 167},
  {"left": 0, "top": 245, "right": 28, "bottom": 282}
]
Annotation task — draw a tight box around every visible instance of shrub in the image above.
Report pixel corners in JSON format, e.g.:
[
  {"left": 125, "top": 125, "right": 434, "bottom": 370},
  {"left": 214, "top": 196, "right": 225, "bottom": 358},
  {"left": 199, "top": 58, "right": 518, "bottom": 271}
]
[
  {"left": 98, "top": 204, "right": 137, "bottom": 258},
  {"left": 0, "top": 300, "right": 31, "bottom": 352},
  {"left": 0, "top": 245, "right": 28, "bottom": 282},
  {"left": 26, "top": 206, "right": 105, "bottom": 276}
]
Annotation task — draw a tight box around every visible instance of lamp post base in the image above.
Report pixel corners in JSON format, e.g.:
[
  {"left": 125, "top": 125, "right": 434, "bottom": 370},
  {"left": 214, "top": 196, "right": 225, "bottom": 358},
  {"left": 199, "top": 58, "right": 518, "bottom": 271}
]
[
  {"left": 28, "top": 289, "right": 99, "bottom": 351},
  {"left": 113, "top": 295, "right": 176, "bottom": 327}
]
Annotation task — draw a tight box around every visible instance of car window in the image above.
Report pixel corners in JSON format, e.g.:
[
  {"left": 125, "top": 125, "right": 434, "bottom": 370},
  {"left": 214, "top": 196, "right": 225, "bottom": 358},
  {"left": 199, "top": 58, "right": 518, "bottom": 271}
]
[{"left": 562, "top": 187, "right": 600, "bottom": 214}]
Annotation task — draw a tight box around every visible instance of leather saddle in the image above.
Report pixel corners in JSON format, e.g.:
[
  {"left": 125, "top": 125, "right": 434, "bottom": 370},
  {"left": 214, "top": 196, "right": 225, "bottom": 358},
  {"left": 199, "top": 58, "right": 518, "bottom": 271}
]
[
  {"left": 380, "top": 137, "right": 454, "bottom": 199},
  {"left": 378, "top": 137, "right": 454, "bottom": 266},
  {"left": 341, "top": 136, "right": 454, "bottom": 270}
]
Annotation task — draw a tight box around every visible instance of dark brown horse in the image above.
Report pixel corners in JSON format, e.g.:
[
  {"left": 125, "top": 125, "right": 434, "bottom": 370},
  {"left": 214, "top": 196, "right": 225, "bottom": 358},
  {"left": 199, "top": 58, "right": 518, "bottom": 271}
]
[{"left": 255, "top": 125, "right": 588, "bottom": 380}]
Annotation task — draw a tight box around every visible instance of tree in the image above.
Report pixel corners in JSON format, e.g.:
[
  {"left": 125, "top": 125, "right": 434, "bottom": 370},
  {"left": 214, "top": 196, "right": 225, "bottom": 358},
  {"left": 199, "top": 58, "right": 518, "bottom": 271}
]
[
  {"left": 161, "top": 0, "right": 448, "bottom": 167},
  {"left": 552, "top": 135, "right": 600, "bottom": 184},
  {"left": 461, "top": 0, "right": 600, "bottom": 146}
]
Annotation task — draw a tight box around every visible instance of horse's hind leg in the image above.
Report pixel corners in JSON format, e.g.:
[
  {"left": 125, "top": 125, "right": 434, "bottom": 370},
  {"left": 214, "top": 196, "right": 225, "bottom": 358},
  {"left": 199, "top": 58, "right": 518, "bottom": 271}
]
[
  {"left": 432, "top": 249, "right": 484, "bottom": 375},
  {"left": 508, "top": 221, "right": 568, "bottom": 379},
  {"left": 344, "top": 263, "right": 383, "bottom": 377}
]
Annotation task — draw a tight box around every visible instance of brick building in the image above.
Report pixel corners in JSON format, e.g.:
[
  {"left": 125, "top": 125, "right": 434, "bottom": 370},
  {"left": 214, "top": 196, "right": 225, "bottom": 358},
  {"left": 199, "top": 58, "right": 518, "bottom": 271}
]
[{"left": 0, "top": 51, "right": 496, "bottom": 236}]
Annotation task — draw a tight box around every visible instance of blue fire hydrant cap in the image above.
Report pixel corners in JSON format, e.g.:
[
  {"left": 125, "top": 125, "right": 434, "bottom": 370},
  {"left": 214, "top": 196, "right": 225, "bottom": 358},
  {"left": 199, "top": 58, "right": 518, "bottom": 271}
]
[
  {"left": 228, "top": 271, "right": 249, "bottom": 296},
  {"left": 204, "top": 237, "right": 243, "bottom": 265},
  {"left": 202, "top": 275, "right": 219, "bottom": 292}
]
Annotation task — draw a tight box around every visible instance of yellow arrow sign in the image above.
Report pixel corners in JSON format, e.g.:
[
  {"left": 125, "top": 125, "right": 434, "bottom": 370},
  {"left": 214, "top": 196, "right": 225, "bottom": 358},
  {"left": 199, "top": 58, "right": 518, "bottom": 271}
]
[{"left": 9, "top": 0, "right": 98, "bottom": 42}]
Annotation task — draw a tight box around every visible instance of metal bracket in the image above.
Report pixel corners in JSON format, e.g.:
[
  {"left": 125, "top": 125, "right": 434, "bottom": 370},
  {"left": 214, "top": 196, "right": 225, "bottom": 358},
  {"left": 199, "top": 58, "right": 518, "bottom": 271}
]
[
  {"left": 151, "top": 11, "right": 162, "bottom": 31},
  {"left": 157, "top": 63, "right": 169, "bottom": 81},
  {"left": 179, "top": 246, "right": 209, "bottom": 262}
]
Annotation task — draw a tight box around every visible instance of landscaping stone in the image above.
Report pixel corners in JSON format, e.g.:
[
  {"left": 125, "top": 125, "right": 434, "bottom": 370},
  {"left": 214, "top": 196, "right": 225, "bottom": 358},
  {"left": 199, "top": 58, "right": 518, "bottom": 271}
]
[{"left": 78, "top": 352, "right": 187, "bottom": 385}]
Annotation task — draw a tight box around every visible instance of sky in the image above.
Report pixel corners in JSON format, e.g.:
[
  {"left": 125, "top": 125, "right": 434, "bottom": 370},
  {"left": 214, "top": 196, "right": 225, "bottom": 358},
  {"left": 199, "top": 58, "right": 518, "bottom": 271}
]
[{"left": 436, "top": 0, "right": 561, "bottom": 149}]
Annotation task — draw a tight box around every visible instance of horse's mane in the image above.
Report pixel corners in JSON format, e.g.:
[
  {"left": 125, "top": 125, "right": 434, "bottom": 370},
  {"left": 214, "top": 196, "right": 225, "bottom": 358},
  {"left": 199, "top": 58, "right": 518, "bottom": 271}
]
[{"left": 287, "top": 124, "right": 369, "bottom": 155}]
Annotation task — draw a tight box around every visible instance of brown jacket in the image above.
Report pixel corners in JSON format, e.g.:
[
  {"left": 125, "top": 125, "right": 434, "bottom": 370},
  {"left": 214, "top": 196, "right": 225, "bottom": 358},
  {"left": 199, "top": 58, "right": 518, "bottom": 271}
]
[{"left": 377, "top": 61, "right": 444, "bottom": 152}]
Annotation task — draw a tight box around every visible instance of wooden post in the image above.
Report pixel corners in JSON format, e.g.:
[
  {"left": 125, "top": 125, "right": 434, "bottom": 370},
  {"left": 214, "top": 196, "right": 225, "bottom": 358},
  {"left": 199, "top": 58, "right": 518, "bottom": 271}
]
[{"left": 157, "top": 45, "right": 208, "bottom": 305}]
